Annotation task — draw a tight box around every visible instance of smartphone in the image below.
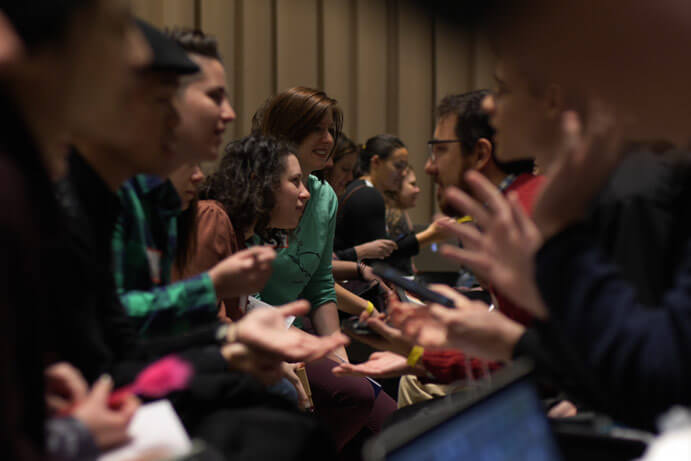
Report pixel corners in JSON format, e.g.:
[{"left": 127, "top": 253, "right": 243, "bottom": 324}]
[
  {"left": 372, "top": 263, "right": 456, "bottom": 308},
  {"left": 341, "top": 316, "right": 383, "bottom": 338}
]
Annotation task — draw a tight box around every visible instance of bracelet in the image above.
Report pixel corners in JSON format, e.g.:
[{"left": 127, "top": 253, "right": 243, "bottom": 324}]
[
  {"left": 365, "top": 301, "right": 375, "bottom": 315},
  {"left": 356, "top": 261, "right": 365, "bottom": 280},
  {"left": 407, "top": 345, "right": 425, "bottom": 367}
]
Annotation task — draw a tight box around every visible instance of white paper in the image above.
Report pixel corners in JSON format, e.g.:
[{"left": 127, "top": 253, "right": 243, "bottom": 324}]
[
  {"left": 99, "top": 400, "right": 192, "bottom": 461},
  {"left": 246, "top": 296, "right": 296, "bottom": 328}
]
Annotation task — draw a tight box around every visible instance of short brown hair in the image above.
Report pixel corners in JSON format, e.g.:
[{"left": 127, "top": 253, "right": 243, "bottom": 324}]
[{"left": 252, "top": 87, "right": 343, "bottom": 153}]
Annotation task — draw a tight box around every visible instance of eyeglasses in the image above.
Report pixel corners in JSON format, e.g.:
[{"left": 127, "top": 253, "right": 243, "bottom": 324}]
[{"left": 427, "top": 139, "right": 463, "bottom": 162}]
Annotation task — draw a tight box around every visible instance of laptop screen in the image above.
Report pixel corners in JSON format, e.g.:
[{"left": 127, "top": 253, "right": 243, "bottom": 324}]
[{"left": 387, "top": 378, "right": 562, "bottom": 461}]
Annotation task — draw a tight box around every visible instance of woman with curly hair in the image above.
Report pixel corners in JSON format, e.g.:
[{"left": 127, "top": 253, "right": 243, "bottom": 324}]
[
  {"left": 253, "top": 87, "right": 397, "bottom": 456},
  {"left": 176, "top": 134, "right": 309, "bottom": 321}
]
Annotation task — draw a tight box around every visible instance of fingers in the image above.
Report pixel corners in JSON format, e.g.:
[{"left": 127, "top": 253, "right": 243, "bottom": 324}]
[
  {"left": 438, "top": 219, "right": 483, "bottom": 249},
  {"left": 465, "top": 171, "right": 513, "bottom": 221},
  {"left": 331, "top": 362, "right": 365, "bottom": 377},
  {"left": 444, "top": 187, "right": 491, "bottom": 227},
  {"left": 365, "top": 316, "right": 401, "bottom": 341},
  {"left": 507, "top": 192, "right": 542, "bottom": 247},
  {"left": 276, "top": 300, "right": 311, "bottom": 318},
  {"left": 439, "top": 245, "right": 492, "bottom": 279},
  {"left": 89, "top": 374, "right": 114, "bottom": 405}
]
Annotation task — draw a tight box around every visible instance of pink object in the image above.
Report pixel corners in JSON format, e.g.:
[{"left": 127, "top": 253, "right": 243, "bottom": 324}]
[{"left": 108, "top": 355, "right": 193, "bottom": 408}]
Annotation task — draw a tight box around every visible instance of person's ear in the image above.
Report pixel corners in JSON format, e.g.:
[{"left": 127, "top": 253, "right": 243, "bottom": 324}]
[
  {"left": 543, "top": 83, "right": 564, "bottom": 121},
  {"left": 472, "top": 139, "right": 493, "bottom": 171},
  {"left": 370, "top": 154, "right": 381, "bottom": 170}
]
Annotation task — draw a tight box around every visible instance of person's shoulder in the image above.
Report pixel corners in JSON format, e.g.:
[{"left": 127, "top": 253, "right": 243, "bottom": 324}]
[
  {"left": 198, "top": 199, "right": 228, "bottom": 216},
  {"left": 198, "top": 199, "right": 235, "bottom": 230},
  {"left": 506, "top": 173, "right": 545, "bottom": 215},
  {"left": 308, "top": 174, "right": 338, "bottom": 206}
]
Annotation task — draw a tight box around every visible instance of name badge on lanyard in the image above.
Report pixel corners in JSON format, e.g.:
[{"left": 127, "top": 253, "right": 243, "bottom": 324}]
[{"left": 146, "top": 248, "right": 163, "bottom": 284}]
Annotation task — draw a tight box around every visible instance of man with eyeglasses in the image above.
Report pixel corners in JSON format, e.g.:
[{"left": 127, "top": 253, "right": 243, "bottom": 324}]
[
  {"left": 393, "top": 90, "right": 542, "bottom": 407},
  {"left": 425, "top": 90, "right": 537, "bottom": 217}
]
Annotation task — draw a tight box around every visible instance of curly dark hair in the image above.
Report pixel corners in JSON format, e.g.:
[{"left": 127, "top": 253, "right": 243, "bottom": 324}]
[{"left": 199, "top": 135, "right": 296, "bottom": 244}]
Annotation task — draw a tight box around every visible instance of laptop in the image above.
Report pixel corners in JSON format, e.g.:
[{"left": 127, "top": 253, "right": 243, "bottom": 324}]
[{"left": 363, "top": 359, "right": 563, "bottom": 461}]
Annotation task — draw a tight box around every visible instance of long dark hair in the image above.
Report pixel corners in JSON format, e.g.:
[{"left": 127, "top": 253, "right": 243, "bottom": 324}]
[
  {"left": 356, "top": 134, "right": 406, "bottom": 177},
  {"left": 199, "top": 135, "right": 296, "bottom": 244}
]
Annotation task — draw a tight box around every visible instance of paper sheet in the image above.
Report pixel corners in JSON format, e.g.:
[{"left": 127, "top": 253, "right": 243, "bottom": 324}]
[{"left": 99, "top": 400, "right": 191, "bottom": 461}]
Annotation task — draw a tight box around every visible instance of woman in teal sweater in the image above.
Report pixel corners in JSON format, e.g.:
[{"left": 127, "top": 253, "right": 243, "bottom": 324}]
[{"left": 253, "top": 87, "right": 397, "bottom": 455}]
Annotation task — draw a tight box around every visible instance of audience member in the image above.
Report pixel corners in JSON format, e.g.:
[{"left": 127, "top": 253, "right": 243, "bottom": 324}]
[
  {"left": 253, "top": 87, "right": 397, "bottom": 455},
  {"left": 336, "top": 134, "right": 450, "bottom": 275},
  {"left": 54, "top": 21, "right": 342, "bottom": 459},
  {"left": 0, "top": 1, "right": 149, "bottom": 459}
]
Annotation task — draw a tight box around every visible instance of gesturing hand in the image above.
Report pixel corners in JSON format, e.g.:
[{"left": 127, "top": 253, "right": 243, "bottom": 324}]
[
  {"left": 221, "top": 342, "right": 283, "bottom": 385},
  {"left": 72, "top": 375, "right": 139, "bottom": 450},
  {"left": 389, "top": 285, "right": 525, "bottom": 362},
  {"left": 332, "top": 351, "right": 423, "bottom": 379},
  {"left": 435, "top": 173, "right": 548, "bottom": 318},
  {"left": 45, "top": 362, "right": 89, "bottom": 415},
  {"left": 234, "top": 300, "right": 349, "bottom": 363},
  {"left": 355, "top": 239, "right": 398, "bottom": 260},
  {"left": 209, "top": 246, "right": 276, "bottom": 298}
]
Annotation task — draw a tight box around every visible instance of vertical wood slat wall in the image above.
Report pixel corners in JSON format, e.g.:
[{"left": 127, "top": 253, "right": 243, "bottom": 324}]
[{"left": 132, "top": 0, "right": 495, "bottom": 224}]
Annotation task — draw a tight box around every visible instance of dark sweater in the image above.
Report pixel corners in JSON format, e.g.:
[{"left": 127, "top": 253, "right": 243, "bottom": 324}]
[
  {"left": 335, "top": 179, "right": 418, "bottom": 272},
  {"left": 533, "top": 149, "right": 691, "bottom": 429}
]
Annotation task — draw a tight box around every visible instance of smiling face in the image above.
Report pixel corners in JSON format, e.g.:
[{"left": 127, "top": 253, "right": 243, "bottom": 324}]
[
  {"left": 269, "top": 154, "right": 311, "bottom": 229},
  {"left": 325, "top": 151, "right": 357, "bottom": 196},
  {"left": 295, "top": 110, "right": 335, "bottom": 176},
  {"left": 174, "top": 54, "right": 235, "bottom": 163},
  {"left": 169, "top": 163, "right": 204, "bottom": 210}
]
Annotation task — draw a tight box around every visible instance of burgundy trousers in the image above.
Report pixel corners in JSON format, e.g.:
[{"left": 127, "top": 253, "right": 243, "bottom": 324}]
[{"left": 306, "top": 357, "right": 397, "bottom": 453}]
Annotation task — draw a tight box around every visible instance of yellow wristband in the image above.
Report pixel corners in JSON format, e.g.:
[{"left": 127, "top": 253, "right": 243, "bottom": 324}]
[
  {"left": 407, "top": 345, "right": 425, "bottom": 367},
  {"left": 365, "top": 301, "right": 375, "bottom": 315}
]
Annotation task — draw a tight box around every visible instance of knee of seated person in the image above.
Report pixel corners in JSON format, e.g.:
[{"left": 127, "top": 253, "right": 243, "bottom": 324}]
[{"left": 331, "top": 375, "right": 376, "bottom": 409}]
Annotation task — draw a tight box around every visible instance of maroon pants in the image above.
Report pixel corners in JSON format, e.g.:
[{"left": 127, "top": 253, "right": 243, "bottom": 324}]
[{"left": 306, "top": 357, "right": 397, "bottom": 452}]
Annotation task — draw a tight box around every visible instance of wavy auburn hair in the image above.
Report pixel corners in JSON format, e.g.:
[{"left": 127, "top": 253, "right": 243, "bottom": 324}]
[{"left": 251, "top": 86, "right": 343, "bottom": 155}]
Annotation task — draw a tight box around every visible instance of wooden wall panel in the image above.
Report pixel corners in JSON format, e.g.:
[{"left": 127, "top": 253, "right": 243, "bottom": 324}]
[
  {"left": 397, "top": 2, "right": 434, "bottom": 224},
  {"left": 276, "top": 0, "right": 319, "bottom": 91},
  {"left": 355, "top": 0, "right": 388, "bottom": 143},
  {"left": 323, "top": 0, "right": 356, "bottom": 137},
  {"left": 132, "top": 0, "right": 194, "bottom": 28},
  {"left": 199, "top": 0, "right": 236, "bottom": 165},
  {"left": 472, "top": 31, "right": 496, "bottom": 89},
  {"left": 434, "top": 20, "right": 473, "bottom": 105},
  {"left": 237, "top": 0, "right": 274, "bottom": 138}
]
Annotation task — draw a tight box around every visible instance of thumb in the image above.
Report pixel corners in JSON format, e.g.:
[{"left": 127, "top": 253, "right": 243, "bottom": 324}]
[{"left": 88, "top": 374, "right": 114, "bottom": 405}]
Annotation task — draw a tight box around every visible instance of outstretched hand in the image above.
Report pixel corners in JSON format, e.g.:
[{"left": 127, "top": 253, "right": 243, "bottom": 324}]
[
  {"left": 235, "top": 300, "right": 349, "bottom": 363},
  {"left": 389, "top": 285, "right": 525, "bottom": 362},
  {"left": 332, "top": 351, "right": 424, "bottom": 379}
]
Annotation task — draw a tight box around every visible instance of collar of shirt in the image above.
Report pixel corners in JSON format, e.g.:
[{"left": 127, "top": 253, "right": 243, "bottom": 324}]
[
  {"left": 498, "top": 174, "right": 517, "bottom": 193},
  {"left": 132, "top": 174, "right": 182, "bottom": 219}
]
